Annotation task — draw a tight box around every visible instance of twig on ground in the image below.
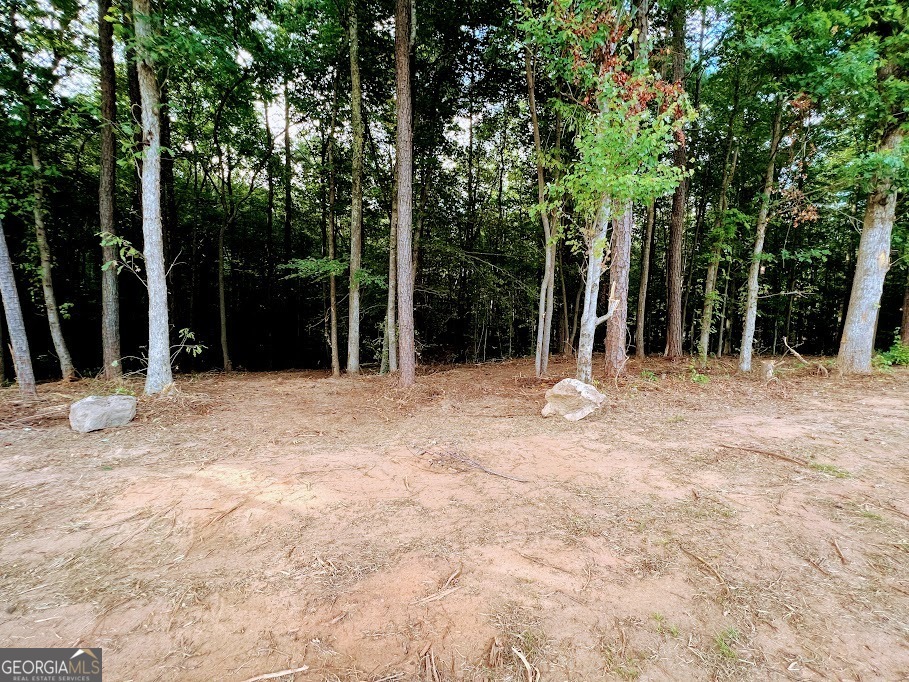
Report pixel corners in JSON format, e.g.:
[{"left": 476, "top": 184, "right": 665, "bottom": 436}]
[
  {"left": 419, "top": 642, "right": 440, "bottom": 682},
  {"left": 240, "top": 664, "right": 309, "bottom": 682},
  {"left": 831, "top": 538, "right": 848, "bottom": 565},
  {"left": 441, "top": 565, "right": 462, "bottom": 590},
  {"left": 421, "top": 449, "right": 530, "bottom": 483},
  {"left": 679, "top": 546, "right": 731, "bottom": 596},
  {"left": 718, "top": 443, "right": 811, "bottom": 468},
  {"left": 518, "top": 552, "right": 574, "bottom": 575},
  {"left": 412, "top": 585, "right": 462, "bottom": 605},
  {"left": 511, "top": 647, "right": 540, "bottom": 682},
  {"left": 804, "top": 556, "right": 831, "bottom": 577}
]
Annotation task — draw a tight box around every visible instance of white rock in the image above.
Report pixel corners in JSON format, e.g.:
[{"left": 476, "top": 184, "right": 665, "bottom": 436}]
[
  {"left": 69, "top": 395, "right": 137, "bottom": 433},
  {"left": 541, "top": 378, "right": 606, "bottom": 421}
]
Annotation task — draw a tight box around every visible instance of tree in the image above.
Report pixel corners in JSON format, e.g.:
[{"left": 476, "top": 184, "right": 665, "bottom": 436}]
[
  {"left": 133, "top": 0, "right": 174, "bottom": 394},
  {"left": 664, "top": 0, "right": 687, "bottom": 360},
  {"left": 0, "top": 218, "right": 36, "bottom": 397},
  {"left": 739, "top": 101, "right": 783, "bottom": 372},
  {"left": 346, "top": 0, "right": 365, "bottom": 374},
  {"left": 836, "top": 2, "right": 908, "bottom": 373},
  {"left": 524, "top": 0, "right": 691, "bottom": 384},
  {"left": 99, "top": 0, "right": 121, "bottom": 380},
  {"left": 395, "top": 0, "right": 416, "bottom": 386},
  {"left": 526, "top": 48, "right": 557, "bottom": 378},
  {"left": 839, "top": 129, "right": 904, "bottom": 372},
  {"left": 2, "top": 3, "right": 76, "bottom": 380}
]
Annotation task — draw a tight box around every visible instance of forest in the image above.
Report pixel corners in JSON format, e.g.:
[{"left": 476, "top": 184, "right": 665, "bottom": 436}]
[
  {"left": 0, "top": 0, "right": 905, "bottom": 393},
  {"left": 1, "top": 0, "right": 909, "bottom": 679}
]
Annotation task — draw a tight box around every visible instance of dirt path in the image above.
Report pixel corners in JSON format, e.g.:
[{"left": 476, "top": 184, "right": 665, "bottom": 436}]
[{"left": 1, "top": 357, "right": 907, "bottom": 681}]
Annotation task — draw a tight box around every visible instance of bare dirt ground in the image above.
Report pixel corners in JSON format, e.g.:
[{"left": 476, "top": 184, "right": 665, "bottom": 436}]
[{"left": 1, "top": 356, "right": 908, "bottom": 681}]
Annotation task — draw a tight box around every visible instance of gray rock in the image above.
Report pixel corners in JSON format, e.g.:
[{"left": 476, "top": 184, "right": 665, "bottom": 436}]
[
  {"left": 69, "top": 395, "right": 137, "bottom": 433},
  {"left": 541, "top": 378, "right": 606, "bottom": 421}
]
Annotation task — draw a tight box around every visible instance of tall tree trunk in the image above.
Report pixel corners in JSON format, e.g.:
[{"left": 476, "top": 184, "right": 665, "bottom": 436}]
[
  {"left": 526, "top": 49, "right": 556, "bottom": 378},
  {"left": 576, "top": 201, "right": 618, "bottom": 384},
  {"left": 838, "top": 129, "right": 903, "bottom": 373},
  {"left": 739, "top": 103, "right": 783, "bottom": 372},
  {"left": 717, "top": 264, "right": 730, "bottom": 356},
  {"left": 283, "top": 82, "right": 293, "bottom": 258},
  {"left": 134, "top": 0, "right": 173, "bottom": 394},
  {"left": 28, "top": 138, "right": 75, "bottom": 379},
  {"left": 326, "top": 94, "right": 341, "bottom": 377},
  {"left": 395, "top": 0, "right": 415, "bottom": 386},
  {"left": 384, "top": 179, "right": 399, "bottom": 373},
  {"left": 99, "top": 0, "right": 121, "bottom": 379},
  {"left": 218, "top": 217, "right": 232, "bottom": 372},
  {"left": 901, "top": 272, "right": 909, "bottom": 347},
  {"left": 559, "top": 248, "right": 572, "bottom": 355},
  {"left": 604, "top": 204, "right": 633, "bottom": 375},
  {"left": 635, "top": 200, "right": 655, "bottom": 358},
  {"left": 264, "top": 100, "right": 275, "bottom": 367},
  {"left": 698, "top": 140, "right": 739, "bottom": 367},
  {"left": 0, "top": 219, "right": 37, "bottom": 397},
  {"left": 664, "top": 0, "right": 687, "bottom": 360},
  {"left": 347, "top": 1, "right": 364, "bottom": 374},
  {"left": 160, "top": 81, "right": 177, "bottom": 321},
  {"left": 127, "top": 54, "right": 143, "bottom": 236}
]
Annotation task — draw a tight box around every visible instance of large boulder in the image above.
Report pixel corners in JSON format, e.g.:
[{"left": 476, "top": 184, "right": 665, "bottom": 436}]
[
  {"left": 541, "top": 378, "right": 606, "bottom": 421},
  {"left": 69, "top": 395, "right": 137, "bottom": 433}
]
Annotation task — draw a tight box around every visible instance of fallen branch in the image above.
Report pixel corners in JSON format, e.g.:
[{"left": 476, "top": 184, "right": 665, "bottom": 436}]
[
  {"left": 412, "top": 585, "right": 462, "bottom": 605},
  {"left": 782, "top": 337, "right": 828, "bottom": 376},
  {"left": 831, "top": 538, "right": 848, "bottom": 565},
  {"left": 679, "top": 546, "right": 731, "bottom": 596},
  {"left": 718, "top": 443, "right": 811, "bottom": 469},
  {"left": 240, "top": 664, "right": 309, "bottom": 682},
  {"left": 422, "top": 449, "right": 530, "bottom": 483},
  {"left": 804, "top": 556, "right": 831, "bottom": 577}
]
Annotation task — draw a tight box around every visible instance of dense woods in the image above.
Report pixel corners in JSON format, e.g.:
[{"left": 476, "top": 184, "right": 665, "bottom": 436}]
[{"left": 0, "top": 0, "right": 907, "bottom": 393}]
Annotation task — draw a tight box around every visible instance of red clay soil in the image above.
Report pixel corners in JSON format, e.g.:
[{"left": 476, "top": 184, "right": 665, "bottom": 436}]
[{"left": 1, "top": 356, "right": 907, "bottom": 681}]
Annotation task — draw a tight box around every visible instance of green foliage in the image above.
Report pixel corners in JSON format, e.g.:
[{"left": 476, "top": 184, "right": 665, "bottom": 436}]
[
  {"left": 520, "top": 0, "right": 694, "bottom": 232},
  {"left": 175, "top": 329, "right": 206, "bottom": 358},
  {"left": 640, "top": 369, "right": 657, "bottom": 382},
  {"left": 689, "top": 368, "right": 710, "bottom": 385},
  {"left": 876, "top": 334, "right": 909, "bottom": 367},
  {"left": 100, "top": 232, "right": 144, "bottom": 275},
  {"left": 279, "top": 257, "right": 347, "bottom": 281},
  {"left": 714, "top": 628, "right": 740, "bottom": 660}
]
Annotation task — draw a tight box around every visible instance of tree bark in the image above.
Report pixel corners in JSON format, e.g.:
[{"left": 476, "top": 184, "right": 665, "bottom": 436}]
[
  {"left": 717, "top": 264, "right": 730, "bottom": 356},
  {"left": 134, "top": 0, "right": 173, "bottom": 394},
  {"left": 218, "top": 215, "right": 232, "bottom": 372},
  {"left": 326, "top": 91, "right": 341, "bottom": 377},
  {"left": 664, "top": 0, "right": 687, "bottom": 360},
  {"left": 901, "top": 271, "right": 909, "bottom": 347},
  {"left": 526, "top": 48, "right": 556, "bottom": 378},
  {"left": 99, "top": 0, "right": 121, "bottom": 380},
  {"left": 604, "top": 203, "right": 633, "bottom": 375},
  {"left": 838, "top": 129, "right": 903, "bottom": 373},
  {"left": 347, "top": 0, "right": 364, "bottom": 374},
  {"left": 0, "top": 219, "right": 37, "bottom": 397},
  {"left": 635, "top": 200, "right": 655, "bottom": 358},
  {"left": 576, "top": 201, "right": 617, "bottom": 384},
  {"left": 739, "top": 102, "right": 783, "bottom": 372},
  {"left": 395, "top": 0, "right": 415, "bottom": 386},
  {"left": 283, "top": 82, "right": 293, "bottom": 258},
  {"left": 384, "top": 178, "right": 399, "bottom": 373}
]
